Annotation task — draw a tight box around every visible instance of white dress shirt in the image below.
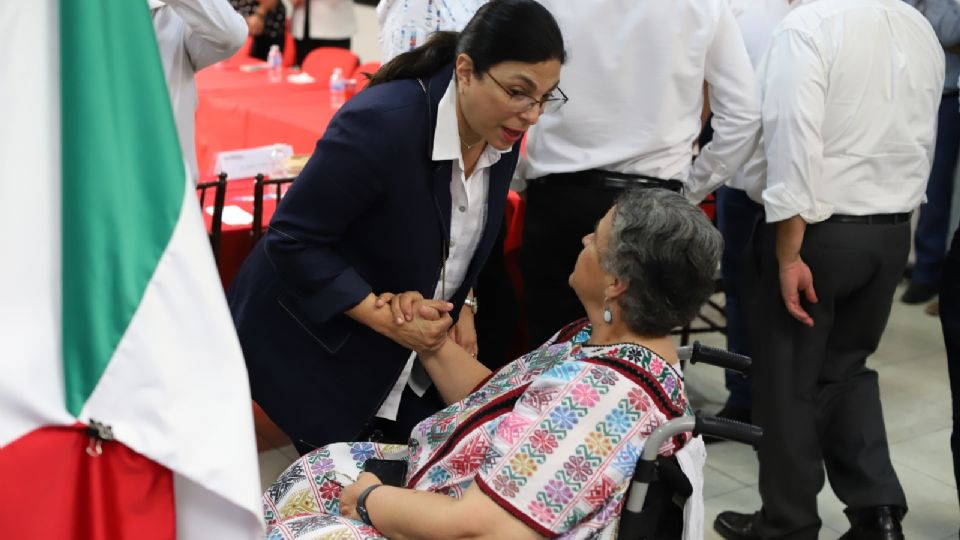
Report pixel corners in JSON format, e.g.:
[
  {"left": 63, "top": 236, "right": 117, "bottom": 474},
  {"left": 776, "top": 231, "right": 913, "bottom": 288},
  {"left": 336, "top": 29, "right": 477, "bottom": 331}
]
[
  {"left": 519, "top": 0, "right": 760, "bottom": 201},
  {"left": 291, "top": 0, "right": 357, "bottom": 41},
  {"left": 376, "top": 76, "right": 509, "bottom": 421},
  {"left": 727, "top": 0, "right": 794, "bottom": 191},
  {"left": 150, "top": 0, "right": 247, "bottom": 181},
  {"left": 747, "top": 0, "right": 944, "bottom": 223},
  {"left": 377, "top": 0, "right": 489, "bottom": 62}
]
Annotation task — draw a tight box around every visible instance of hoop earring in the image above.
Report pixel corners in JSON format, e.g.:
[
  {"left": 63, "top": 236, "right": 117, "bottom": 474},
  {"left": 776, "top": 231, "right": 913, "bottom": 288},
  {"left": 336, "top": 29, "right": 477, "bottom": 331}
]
[{"left": 602, "top": 298, "right": 614, "bottom": 324}]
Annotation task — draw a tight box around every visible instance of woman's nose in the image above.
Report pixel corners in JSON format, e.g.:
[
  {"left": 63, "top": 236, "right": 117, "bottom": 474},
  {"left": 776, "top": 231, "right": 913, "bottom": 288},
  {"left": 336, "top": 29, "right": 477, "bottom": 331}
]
[{"left": 519, "top": 105, "right": 542, "bottom": 125}]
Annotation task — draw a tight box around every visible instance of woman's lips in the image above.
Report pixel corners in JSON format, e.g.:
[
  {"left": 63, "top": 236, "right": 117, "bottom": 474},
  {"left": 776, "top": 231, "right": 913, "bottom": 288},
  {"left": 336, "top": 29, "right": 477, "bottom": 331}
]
[{"left": 501, "top": 126, "right": 523, "bottom": 142}]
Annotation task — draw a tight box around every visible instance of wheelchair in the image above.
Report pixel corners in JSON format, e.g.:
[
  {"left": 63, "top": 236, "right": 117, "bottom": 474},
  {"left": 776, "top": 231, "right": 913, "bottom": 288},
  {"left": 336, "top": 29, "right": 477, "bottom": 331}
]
[{"left": 616, "top": 342, "right": 763, "bottom": 540}]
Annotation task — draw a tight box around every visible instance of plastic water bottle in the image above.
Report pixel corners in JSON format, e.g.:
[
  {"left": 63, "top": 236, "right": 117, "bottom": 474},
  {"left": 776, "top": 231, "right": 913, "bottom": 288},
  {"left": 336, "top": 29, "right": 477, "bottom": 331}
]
[
  {"left": 329, "top": 67, "right": 346, "bottom": 109},
  {"left": 269, "top": 145, "right": 287, "bottom": 178},
  {"left": 267, "top": 44, "right": 282, "bottom": 83}
]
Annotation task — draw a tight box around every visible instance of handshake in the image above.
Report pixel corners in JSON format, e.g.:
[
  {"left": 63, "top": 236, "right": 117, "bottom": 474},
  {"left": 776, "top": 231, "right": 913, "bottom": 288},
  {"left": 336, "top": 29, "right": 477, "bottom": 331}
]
[{"left": 372, "top": 291, "right": 478, "bottom": 357}]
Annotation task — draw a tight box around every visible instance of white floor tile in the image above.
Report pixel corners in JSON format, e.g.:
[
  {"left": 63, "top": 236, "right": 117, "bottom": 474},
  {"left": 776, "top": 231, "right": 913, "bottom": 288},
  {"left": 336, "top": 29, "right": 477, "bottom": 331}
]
[
  {"left": 878, "top": 353, "right": 951, "bottom": 444},
  {"left": 897, "top": 468, "right": 959, "bottom": 540},
  {"left": 890, "top": 428, "right": 956, "bottom": 489},
  {"left": 704, "top": 463, "right": 750, "bottom": 499},
  {"left": 705, "top": 441, "right": 760, "bottom": 487}
]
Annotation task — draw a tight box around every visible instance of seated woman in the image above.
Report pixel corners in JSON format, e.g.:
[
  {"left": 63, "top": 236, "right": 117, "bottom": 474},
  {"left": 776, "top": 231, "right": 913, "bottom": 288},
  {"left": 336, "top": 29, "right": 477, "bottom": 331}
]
[{"left": 262, "top": 189, "right": 722, "bottom": 539}]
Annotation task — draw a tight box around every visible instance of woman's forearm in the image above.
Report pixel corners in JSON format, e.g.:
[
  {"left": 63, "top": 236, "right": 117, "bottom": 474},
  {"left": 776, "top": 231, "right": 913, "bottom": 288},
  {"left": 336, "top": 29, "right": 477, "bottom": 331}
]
[
  {"left": 419, "top": 340, "right": 491, "bottom": 405},
  {"left": 345, "top": 293, "right": 391, "bottom": 334}
]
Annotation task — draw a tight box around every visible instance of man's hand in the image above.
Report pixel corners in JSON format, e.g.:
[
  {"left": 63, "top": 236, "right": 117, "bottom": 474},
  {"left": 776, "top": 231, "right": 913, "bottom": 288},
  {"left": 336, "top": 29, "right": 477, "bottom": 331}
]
[
  {"left": 245, "top": 14, "right": 264, "bottom": 36},
  {"left": 339, "top": 472, "right": 382, "bottom": 522},
  {"left": 291, "top": 0, "right": 305, "bottom": 7},
  {"left": 778, "top": 257, "right": 817, "bottom": 327},
  {"left": 448, "top": 306, "right": 478, "bottom": 357},
  {"left": 775, "top": 215, "right": 816, "bottom": 327}
]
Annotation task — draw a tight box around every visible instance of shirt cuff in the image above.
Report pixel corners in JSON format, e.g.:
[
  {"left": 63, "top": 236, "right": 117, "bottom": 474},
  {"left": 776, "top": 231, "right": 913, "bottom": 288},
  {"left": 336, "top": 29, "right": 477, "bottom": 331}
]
[{"left": 761, "top": 183, "right": 832, "bottom": 223}]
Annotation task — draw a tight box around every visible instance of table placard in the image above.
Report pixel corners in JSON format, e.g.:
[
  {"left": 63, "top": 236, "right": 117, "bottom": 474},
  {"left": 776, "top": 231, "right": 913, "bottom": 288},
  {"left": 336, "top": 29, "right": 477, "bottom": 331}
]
[{"left": 212, "top": 143, "right": 293, "bottom": 179}]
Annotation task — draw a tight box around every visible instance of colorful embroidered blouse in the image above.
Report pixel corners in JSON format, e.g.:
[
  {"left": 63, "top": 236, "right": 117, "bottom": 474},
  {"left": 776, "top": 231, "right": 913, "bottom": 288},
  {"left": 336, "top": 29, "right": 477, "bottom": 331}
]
[
  {"left": 263, "top": 319, "right": 692, "bottom": 539},
  {"left": 404, "top": 319, "right": 691, "bottom": 537}
]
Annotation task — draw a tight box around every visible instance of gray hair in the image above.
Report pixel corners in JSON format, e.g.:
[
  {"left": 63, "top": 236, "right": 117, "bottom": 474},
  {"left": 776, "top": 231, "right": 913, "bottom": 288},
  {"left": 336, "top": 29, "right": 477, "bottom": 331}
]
[{"left": 600, "top": 189, "right": 723, "bottom": 337}]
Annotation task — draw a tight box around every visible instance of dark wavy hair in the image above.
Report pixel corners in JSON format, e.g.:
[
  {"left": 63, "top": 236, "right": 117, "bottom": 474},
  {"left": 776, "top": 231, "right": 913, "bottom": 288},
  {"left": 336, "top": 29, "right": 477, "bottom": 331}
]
[{"left": 367, "top": 0, "right": 566, "bottom": 87}]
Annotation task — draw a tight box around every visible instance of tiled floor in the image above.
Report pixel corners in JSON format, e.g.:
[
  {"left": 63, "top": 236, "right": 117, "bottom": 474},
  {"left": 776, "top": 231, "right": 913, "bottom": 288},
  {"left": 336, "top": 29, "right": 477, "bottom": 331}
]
[
  {"left": 258, "top": 5, "right": 958, "bottom": 538},
  {"left": 686, "top": 286, "right": 956, "bottom": 539}
]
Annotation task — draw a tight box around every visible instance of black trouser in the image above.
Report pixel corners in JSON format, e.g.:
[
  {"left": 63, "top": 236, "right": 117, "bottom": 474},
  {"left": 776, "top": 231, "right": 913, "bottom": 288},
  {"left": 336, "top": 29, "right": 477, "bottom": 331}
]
[
  {"left": 749, "top": 220, "right": 909, "bottom": 539},
  {"left": 521, "top": 174, "right": 681, "bottom": 348},
  {"left": 475, "top": 219, "right": 519, "bottom": 371},
  {"left": 941, "top": 228, "right": 960, "bottom": 508},
  {"left": 520, "top": 179, "right": 627, "bottom": 348},
  {"left": 716, "top": 186, "right": 764, "bottom": 411}
]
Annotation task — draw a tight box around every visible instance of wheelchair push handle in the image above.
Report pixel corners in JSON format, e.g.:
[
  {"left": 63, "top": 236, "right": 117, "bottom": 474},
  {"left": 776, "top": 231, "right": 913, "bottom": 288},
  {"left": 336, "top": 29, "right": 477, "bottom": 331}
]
[
  {"left": 694, "top": 412, "right": 763, "bottom": 447},
  {"left": 679, "top": 341, "right": 752, "bottom": 375}
]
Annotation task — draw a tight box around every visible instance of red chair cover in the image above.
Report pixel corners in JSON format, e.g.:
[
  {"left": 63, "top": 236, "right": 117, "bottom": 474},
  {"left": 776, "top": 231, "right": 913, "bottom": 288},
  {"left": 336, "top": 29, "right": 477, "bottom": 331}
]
[{"left": 301, "top": 47, "right": 360, "bottom": 81}]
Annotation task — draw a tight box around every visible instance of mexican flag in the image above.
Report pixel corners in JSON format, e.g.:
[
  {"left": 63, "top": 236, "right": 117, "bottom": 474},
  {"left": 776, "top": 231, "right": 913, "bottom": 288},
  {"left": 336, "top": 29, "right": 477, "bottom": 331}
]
[{"left": 0, "top": 1, "right": 263, "bottom": 538}]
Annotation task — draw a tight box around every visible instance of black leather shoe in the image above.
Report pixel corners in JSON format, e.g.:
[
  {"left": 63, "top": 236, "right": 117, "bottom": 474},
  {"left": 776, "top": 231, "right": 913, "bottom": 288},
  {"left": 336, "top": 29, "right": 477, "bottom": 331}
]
[
  {"left": 839, "top": 506, "right": 905, "bottom": 540},
  {"left": 901, "top": 282, "right": 938, "bottom": 304},
  {"left": 714, "top": 511, "right": 761, "bottom": 540},
  {"left": 703, "top": 405, "right": 752, "bottom": 444}
]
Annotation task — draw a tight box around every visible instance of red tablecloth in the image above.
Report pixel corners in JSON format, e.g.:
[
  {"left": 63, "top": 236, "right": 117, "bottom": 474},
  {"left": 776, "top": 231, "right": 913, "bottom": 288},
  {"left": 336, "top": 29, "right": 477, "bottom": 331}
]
[
  {"left": 195, "top": 63, "right": 339, "bottom": 176},
  {"left": 199, "top": 176, "right": 289, "bottom": 287}
]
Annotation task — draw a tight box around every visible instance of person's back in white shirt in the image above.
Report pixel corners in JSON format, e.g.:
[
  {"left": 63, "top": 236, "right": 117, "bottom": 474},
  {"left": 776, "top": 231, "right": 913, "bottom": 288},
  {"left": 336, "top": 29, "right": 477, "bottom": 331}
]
[
  {"left": 728, "top": 0, "right": 794, "bottom": 191},
  {"left": 520, "top": 0, "right": 761, "bottom": 198},
  {"left": 754, "top": 0, "right": 944, "bottom": 222},
  {"left": 377, "top": 0, "right": 489, "bottom": 62},
  {"left": 149, "top": 0, "right": 247, "bottom": 181},
  {"left": 291, "top": 0, "right": 357, "bottom": 41}
]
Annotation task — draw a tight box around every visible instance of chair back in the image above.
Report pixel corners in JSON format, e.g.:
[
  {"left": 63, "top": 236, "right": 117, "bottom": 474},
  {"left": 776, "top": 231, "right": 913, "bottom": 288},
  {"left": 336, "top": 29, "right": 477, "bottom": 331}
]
[
  {"left": 352, "top": 61, "right": 382, "bottom": 91},
  {"left": 196, "top": 172, "right": 228, "bottom": 263},
  {"left": 301, "top": 47, "right": 360, "bottom": 81},
  {"left": 252, "top": 173, "right": 296, "bottom": 242}
]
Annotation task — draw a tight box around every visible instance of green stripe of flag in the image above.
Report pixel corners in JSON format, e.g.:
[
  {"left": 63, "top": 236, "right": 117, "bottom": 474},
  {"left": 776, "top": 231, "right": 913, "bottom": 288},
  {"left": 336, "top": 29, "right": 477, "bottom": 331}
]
[{"left": 61, "top": 0, "right": 186, "bottom": 416}]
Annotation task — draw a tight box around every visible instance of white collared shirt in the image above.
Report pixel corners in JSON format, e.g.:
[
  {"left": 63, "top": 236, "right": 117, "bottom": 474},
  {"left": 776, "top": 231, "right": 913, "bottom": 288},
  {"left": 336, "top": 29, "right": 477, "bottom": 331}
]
[
  {"left": 746, "top": 0, "right": 944, "bottom": 223},
  {"left": 727, "top": 0, "right": 795, "bottom": 191},
  {"left": 150, "top": 0, "right": 247, "bottom": 181},
  {"left": 376, "top": 0, "right": 489, "bottom": 62},
  {"left": 376, "top": 76, "right": 509, "bottom": 421},
  {"left": 518, "top": 0, "right": 760, "bottom": 201}
]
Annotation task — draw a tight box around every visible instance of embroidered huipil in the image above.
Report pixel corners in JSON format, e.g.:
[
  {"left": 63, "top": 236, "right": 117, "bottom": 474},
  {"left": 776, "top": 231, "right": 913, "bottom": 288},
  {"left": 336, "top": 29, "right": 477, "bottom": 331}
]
[
  {"left": 405, "top": 321, "right": 691, "bottom": 537},
  {"left": 263, "top": 320, "right": 696, "bottom": 539}
]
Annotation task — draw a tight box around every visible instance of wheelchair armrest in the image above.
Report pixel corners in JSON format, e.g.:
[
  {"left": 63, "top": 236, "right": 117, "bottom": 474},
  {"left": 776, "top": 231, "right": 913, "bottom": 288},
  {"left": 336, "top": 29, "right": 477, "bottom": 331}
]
[{"left": 678, "top": 341, "right": 752, "bottom": 375}]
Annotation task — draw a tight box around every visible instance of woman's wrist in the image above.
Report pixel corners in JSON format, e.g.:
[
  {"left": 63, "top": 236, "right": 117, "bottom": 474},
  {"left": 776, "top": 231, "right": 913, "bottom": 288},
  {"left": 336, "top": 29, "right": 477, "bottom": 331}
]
[{"left": 356, "top": 484, "right": 384, "bottom": 526}]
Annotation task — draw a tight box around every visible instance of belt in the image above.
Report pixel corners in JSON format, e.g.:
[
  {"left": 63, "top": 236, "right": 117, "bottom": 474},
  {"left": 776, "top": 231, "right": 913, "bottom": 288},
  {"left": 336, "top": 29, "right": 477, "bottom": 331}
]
[
  {"left": 823, "top": 212, "right": 912, "bottom": 225},
  {"left": 530, "top": 169, "right": 684, "bottom": 194}
]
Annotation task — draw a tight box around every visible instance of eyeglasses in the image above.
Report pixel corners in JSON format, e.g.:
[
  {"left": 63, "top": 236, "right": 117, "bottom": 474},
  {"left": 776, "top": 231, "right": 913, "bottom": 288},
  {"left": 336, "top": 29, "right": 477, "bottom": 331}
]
[{"left": 486, "top": 73, "right": 568, "bottom": 115}]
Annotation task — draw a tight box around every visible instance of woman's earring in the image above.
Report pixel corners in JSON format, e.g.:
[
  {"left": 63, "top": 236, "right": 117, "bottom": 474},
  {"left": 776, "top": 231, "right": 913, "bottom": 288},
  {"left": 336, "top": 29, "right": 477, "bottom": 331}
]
[{"left": 602, "top": 298, "right": 613, "bottom": 324}]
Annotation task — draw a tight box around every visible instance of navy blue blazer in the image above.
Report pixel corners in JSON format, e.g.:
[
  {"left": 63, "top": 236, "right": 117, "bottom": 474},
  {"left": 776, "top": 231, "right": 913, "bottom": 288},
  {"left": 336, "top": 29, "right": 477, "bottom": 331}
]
[{"left": 228, "top": 63, "right": 521, "bottom": 449}]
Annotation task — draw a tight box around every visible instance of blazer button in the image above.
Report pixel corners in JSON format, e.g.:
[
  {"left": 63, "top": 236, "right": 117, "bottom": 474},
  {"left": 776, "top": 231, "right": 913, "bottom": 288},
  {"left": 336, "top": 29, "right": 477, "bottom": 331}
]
[{"left": 458, "top": 205, "right": 466, "bottom": 212}]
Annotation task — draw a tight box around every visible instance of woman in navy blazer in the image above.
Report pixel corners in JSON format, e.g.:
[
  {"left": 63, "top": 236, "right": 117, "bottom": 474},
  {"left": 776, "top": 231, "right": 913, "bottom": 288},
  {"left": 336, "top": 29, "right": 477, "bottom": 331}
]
[{"left": 228, "top": 0, "right": 566, "bottom": 453}]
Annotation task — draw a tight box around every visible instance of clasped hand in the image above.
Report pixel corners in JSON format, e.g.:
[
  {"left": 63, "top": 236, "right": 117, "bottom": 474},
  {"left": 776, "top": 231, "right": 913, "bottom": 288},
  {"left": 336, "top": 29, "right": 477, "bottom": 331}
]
[
  {"left": 375, "top": 291, "right": 454, "bottom": 353},
  {"left": 338, "top": 472, "right": 382, "bottom": 523}
]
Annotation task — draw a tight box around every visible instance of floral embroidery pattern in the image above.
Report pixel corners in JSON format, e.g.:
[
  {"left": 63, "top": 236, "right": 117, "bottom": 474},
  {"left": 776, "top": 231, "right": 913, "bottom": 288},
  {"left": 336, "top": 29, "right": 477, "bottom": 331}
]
[{"left": 261, "top": 320, "right": 691, "bottom": 539}]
